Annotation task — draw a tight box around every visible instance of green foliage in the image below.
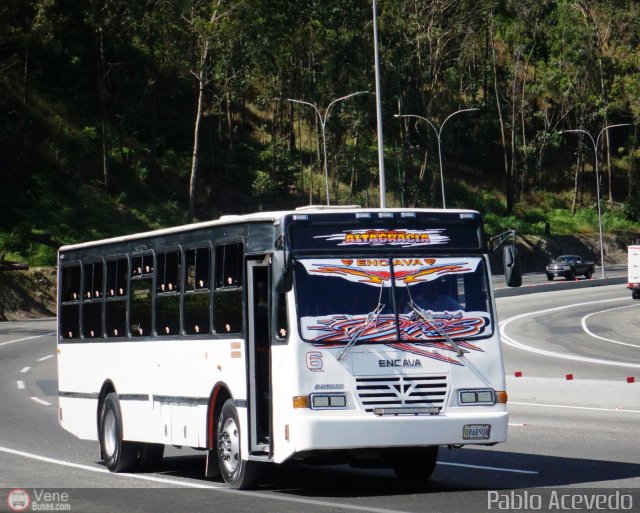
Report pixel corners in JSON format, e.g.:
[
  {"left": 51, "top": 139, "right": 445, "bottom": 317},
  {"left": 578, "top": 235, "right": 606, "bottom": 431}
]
[{"left": 623, "top": 197, "right": 640, "bottom": 222}]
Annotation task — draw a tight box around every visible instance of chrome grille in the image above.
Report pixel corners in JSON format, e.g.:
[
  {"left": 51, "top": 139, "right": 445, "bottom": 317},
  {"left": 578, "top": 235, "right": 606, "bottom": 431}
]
[{"left": 355, "top": 375, "right": 449, "bottom": 413}]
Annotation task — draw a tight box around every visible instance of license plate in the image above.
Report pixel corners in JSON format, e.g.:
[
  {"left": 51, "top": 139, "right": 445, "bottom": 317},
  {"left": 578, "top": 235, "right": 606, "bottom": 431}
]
[{"left": 463, "top": 424, "right": 491, "bottom": 440}]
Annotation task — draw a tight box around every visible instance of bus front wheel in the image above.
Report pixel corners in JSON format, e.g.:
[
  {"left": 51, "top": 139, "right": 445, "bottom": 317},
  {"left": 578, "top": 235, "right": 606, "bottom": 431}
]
[
  {"left": 99, "top": 392, "right": 140, "bottom": 472},
  {"left": 392, "top": 446, "right": 439, "bottom": 481},
  {"left": 217, "top": 399, "right": 261, "bottom": 489}
]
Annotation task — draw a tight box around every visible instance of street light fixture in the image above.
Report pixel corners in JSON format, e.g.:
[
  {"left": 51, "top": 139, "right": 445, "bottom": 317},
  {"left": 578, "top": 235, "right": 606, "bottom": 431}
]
[
  {"left": 279, "top": 91, "right": 368, "bottom": 206},
  {"left": 394, "top": 108, "right": 479, "bottom": 208},
  {"left": 560, "top": 124, "right": 630, "bottom": 279}
]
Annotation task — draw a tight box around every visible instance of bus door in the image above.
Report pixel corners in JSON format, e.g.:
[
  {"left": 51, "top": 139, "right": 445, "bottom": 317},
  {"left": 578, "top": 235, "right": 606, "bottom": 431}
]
[{"left": 246, "top": 259, "right": 271, "bottom": 454}]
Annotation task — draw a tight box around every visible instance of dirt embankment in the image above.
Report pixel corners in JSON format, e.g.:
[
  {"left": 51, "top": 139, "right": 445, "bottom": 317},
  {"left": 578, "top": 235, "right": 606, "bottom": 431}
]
[
  {"left": 1, "top": 232, "right": 638, "bottom": 321},
  {"left": 0, "top": 267, "right": 56, "bottom": 321}
]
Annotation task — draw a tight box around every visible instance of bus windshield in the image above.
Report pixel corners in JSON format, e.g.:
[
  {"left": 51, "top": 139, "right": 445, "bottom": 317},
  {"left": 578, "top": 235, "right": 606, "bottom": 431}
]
[{"left": 295, "top": 256, "right": 493, "bottom": 346}]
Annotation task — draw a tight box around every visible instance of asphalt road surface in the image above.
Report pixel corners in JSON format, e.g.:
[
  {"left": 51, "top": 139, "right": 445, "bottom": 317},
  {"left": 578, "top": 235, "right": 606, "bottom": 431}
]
[{"left": 1, "top": 283, "right": 639, "bottom": 513}]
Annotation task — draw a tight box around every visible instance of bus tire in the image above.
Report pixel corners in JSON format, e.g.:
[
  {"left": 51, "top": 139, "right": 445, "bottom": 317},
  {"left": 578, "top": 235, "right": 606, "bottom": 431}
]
[
  {"left": 137, "top": 443, "right": 164, "bottom": 472},
  {"left": 217, "top": 399, "right": 261, "bottom": 489},
  {"left": 392, "top": 446, "right": 438, "bottom": 481},
  {"left": 99, "top": 392, "right": 140, "bottom": 473}
]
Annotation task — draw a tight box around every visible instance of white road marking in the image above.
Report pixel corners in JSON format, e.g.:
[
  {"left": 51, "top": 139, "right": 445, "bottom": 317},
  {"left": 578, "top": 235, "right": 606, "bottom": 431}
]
[
  {"left": 580, "top": 305, "right": 640, "bottom": 349},
  {"left": 510, "top": 401, "right": 640, "bottom": 414},
  {"left": 0, "top": 332, "right": 55, "bottom": 347},
  {"left": 500, "top": 297, "right": 640, "bottom": 369},
  {"left": 38, "top": 354, "right": 55, "bottom": 362},
  {"left": 20, "top": 367, "right": 31, "bottom": 373},
  {"left": 16, "top": 381, "right": 25, "bottom": 390},
  {"left": 0, "top": 446, "right": 425, "bottom": 513},
  {"left": 0, "top": 444, "right": 540, "bottom": 511},
  {"left": 0, "top": 445, "right": 217, "bottom": 488},
  {"left": 30, "top": 397, "right": 51, "bottom": 406},
  {"left": 437, "top": 461, "right": 538, "bottom": 475}
]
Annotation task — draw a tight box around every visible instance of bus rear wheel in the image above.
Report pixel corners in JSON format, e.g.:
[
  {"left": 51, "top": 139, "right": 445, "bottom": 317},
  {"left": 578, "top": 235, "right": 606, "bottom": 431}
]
[
  {"left": 392, "top": 446, "right": 439, "bottom": 481},
  {"left": 99, "top": 392, "right": 140, "bottom": 472},
  {"left": 217, "top": 399, "right": 261, "bottom": 489}
]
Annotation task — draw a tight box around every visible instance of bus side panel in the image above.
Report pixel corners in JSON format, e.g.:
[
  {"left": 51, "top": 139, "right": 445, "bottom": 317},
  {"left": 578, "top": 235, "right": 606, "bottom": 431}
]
[
  {"left": 57, "top": 343, "right": 106, "bottom": 441},
  {"left": 59, "top": 396, "right": 99, "bottom": 441},
  {"left": 156, "top": 338, "right": 249, "bottom": 450}
]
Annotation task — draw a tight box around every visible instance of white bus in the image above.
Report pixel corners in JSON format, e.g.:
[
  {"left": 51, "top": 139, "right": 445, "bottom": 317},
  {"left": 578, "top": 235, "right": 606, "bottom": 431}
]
[{"left": 57, "top": 207, "right": 521, "bottom": 488}]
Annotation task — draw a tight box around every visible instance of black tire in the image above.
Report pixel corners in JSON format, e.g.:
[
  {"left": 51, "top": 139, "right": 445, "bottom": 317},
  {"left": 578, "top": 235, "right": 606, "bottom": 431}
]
[
  {"left": 217, "top": 399, "right": 262, "bottom": 489},
  {"left": 546, "top": 274, "right": 554, "bottom": 281},
  {"left": 392, "top": 446, "right": 439, "bottom": 481},
  {"left": 99, "top": 392, "right": 140, "bottom": 472},
  {"left": 585, "top": 269, "right": 593, "bottom": 279},
  {"left": 137, "top": 443, "right": 164, "bottom": 472},
  {"left": 566, "top": 270, "right": 575, "bottom": 281},
  {"left": 632, "top": 290, "right": 640, "bottom": 300}
]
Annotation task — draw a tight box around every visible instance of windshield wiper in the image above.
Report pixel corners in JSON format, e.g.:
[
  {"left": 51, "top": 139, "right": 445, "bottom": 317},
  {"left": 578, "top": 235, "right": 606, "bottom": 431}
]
[
  {"left": 336, "top": 303, "right": 385, "bottom": 361},
  {"left": 409, "top": 301, "right": 468, "bottom": 357}
]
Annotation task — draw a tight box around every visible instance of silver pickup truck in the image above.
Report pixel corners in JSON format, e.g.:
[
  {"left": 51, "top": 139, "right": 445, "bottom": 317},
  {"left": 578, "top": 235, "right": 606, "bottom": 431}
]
[{"left": 546, "top": 254, "right": 595, "bottom": 281}]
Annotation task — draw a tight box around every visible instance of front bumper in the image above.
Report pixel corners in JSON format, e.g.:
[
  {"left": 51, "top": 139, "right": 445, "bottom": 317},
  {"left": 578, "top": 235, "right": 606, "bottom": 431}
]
[{"left": 290, "top": 410, "right": 508, "bottom": 453}]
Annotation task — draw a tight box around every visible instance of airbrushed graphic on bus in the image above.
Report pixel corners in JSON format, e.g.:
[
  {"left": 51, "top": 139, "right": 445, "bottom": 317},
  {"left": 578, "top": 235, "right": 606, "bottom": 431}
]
[
  {"left": 301, "top": 313, "right": 487, "bottom": 365},
  {"left": 296, "top": 257, "right": 490, "bottom": 365},
  {"left": 307, "top": 258, "right": 471, "bottom": 286}
]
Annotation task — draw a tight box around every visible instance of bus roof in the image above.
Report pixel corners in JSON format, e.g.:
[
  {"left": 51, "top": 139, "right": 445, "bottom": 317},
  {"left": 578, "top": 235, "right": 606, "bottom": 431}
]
[{"left": 58, "top": 207, "right": 481, "bottom": 252}]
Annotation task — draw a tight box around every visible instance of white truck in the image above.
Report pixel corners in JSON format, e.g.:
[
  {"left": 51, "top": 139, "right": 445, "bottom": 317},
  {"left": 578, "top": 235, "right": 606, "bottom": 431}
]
[{"left": 628, "top": 245, "right": 640, "bottom": 299}]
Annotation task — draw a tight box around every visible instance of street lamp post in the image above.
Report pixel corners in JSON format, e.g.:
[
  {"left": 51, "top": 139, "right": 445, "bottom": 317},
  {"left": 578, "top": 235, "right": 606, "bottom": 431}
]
[
  {"left": 280, "top": 91, "right": 368, "bottom": 206},
  {"left": 394, "top": 108, "right": 479, "bottom": 208},
  {"left": 560, "top": 124, "right": 630, "bottom": 279}
]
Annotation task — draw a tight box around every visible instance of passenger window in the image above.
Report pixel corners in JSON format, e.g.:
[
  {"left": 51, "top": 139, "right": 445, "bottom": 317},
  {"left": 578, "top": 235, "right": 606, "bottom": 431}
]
[
  {"left": 131, "top": 254, "right": 153, "bottom": 277},
  {"left": 83, "top": 262, "right": 103, "bottom": 299},
  {"left": 215, "top": 243, "right": 243, "bottom": 288},
  {"left": 184, "top": 293, "right": 210, "bottom": 335},
  {"left": 106, "top": 258, "right": 128, "bottom": 339},
  {"left": 82, "top": 302, "right": 102, "bottom": 339},
  {"left": 61, "top": 265, "right": 81, "bottom": 303},
  {"left": 156, "top": 294, "right": 180, "bottom": 336},
  {"left": 105, "top": 300, "right": 126, "bottom": 338},
  {"left": 156, "top": 251, "right": 180, "bottom": 293},
  {"left": 60, "top": 304, "right": 79, "bottom": 340},
  {"left": 184, "top": 247, "right": 211, "bottom": 336},
  {"left": 60, "top": 265, "right": 81, "bottom": 340},
  {"left": 131, "top": 254, "right": 153, "bottom": 337},
  {"left": 106, "top": 258, "right": 128, "bottom": 297},
  {"left": 186, "top": 247, "right": 211, "bottom": 290},
  {"left": 214, "top": 243, "right": 243, "bottom": 334}
]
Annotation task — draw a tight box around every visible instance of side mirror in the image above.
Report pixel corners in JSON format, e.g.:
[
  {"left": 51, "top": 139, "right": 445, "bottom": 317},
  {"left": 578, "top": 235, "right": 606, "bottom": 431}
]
[{"left": 504, "top": 245, "right": 522, "bottom": 287}]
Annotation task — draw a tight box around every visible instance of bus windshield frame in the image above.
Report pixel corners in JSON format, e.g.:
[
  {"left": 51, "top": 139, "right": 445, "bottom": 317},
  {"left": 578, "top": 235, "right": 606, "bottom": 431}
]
[{"left": 294, "top": 255, "right": 494, "bottom": 350}]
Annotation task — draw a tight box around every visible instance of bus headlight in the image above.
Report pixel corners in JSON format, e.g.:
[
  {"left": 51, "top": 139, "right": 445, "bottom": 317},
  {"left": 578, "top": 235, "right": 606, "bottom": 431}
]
[
  {"left": 459, "top": 389, "right": 498, "bottom": 405},
  {"left": 310, "top": 393, "right": 347, "bottom": 409}
]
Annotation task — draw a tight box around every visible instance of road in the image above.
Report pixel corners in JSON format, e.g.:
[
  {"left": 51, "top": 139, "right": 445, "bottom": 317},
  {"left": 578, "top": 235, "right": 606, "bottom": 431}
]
[{"left": 1, "top": 284, "right": 639, "bottom": 513}]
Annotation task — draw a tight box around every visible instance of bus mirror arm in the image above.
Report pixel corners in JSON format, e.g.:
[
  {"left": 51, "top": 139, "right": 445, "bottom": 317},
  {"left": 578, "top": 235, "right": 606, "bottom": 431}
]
[
  {"left": 272, "top": 248, "right": 293, "bottom": 293},
  {"left": 489, "top": 230, "right": 522, "bottom": 288}
]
